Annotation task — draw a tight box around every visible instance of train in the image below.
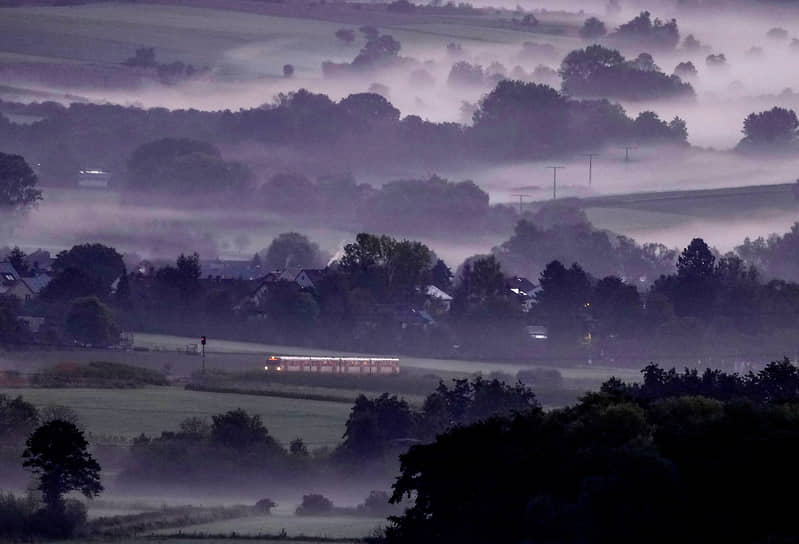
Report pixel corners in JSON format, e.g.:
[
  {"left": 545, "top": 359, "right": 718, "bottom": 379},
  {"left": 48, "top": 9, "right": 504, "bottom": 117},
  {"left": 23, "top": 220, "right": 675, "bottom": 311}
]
[{"left": 265, "top": 355, "right": 400, "bottom": 375}]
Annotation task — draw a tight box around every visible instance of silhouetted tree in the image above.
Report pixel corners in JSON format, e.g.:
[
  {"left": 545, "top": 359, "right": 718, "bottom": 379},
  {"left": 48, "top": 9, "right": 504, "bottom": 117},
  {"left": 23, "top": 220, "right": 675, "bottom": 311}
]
[
  {"left": 447, "top": 61, "right": 484, "bottom": 87},
  {"left": 740, "top": 107, "right": 799, "bottom": 146},
  {"left": 767, "top": 27, "right": 788, "bottom": 41},
  {"left": 335, "top": 28, "right": 356, "bottom": 44},
  {"left": 0, "top": 153, "right": 41, "bottom": 210},
  {"left": 7, "top": 247, "right": 29, "bottom": 275},
  {"left": 535, "top": 260, "right": 592, "bottom": 341},
  {"left": 706, "top": 53, "right": 726, "bottom": 67},
  {"left": 430, "top": 259, "right": 453, "bottom": 292},
  {"left": 122, "top": 47, "right": 157, "bottom": 67},
  {"left": 580, "top": 17, "right": 607, "bottom": 39},
  {"left": 22, "top": 420, "right": 102, "bottom": 511},
  {"left": 65, "top": 296, "right": 120, "bottom": 347},
  {"left": 127, "top": 138, "right": 251, "bottom": 194},
  {"left": 341, "top": 394, "right": 415, "bottom": 459},
  {"left": 210, "top": 409, "right": 272, "bottom": 452},
  {"left": 339, "top": 233, "right": 433, "bottom": 303},
  {"left": 387, "top": 0, "right": 415, "bottom": 12},
  {"left": 612, "top": 11, "right": 680, "bottom": 49},
  {"left": 673, "top": 61, "right": 697, "bottom": 78},
  {"left": 561, "top": 45, "right": 693, "bottom": 100},
  {"left": 261, "top": 232, "right": 326, "bottom": 271}
]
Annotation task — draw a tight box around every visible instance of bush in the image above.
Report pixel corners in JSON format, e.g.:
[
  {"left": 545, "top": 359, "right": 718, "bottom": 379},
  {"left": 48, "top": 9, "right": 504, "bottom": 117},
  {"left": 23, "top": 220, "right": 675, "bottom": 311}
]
[
  {"left": 357, "top": 490, "right": 396, "bottom": 516},
  {"left": 255, "top": 498, "right": 277, "bottom": 514},
  {"left": 65, "top": 296, "right": 120, "bottom": 347},
  {"left": 30, "top": 361, "right": 168, "bottom": 388},
  {"left": 516, "top": 368, "right": 564, "bottom": 391},
  {"left": 387, "top": 0, "right": 415, "bottom": 12},
  {"left": 0, "top": 492, "right": 38, "bottom": 539},
  {"left": 0, "top": 494, "right": 86, "bottom": 540},
  {"left": 296, "top": 494, "right": 334, "bottom": 516}
]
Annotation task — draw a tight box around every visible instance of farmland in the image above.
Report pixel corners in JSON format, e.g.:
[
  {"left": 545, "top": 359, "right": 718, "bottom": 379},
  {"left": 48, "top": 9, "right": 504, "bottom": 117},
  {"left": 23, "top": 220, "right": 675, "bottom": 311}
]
[
  {"left": 0, "top": 386, "right": 351, "bottom": 448},
  {"left": 0, "top": 1, "right": 580, "bottom": 85},
  {"left": 152, "top": 513, "right": 385, "bottom": 539}
]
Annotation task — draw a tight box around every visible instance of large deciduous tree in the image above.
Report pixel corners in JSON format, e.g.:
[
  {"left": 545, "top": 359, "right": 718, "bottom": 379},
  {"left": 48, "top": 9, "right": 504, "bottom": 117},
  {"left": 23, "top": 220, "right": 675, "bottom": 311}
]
[
  {"left": 741, "top": 107, "right": 799, "bottom": 146},
  {"left": 22, "top": 420, "right": 102, "bottom": 512},
  {"left": 261, "top": 232, "right": 326, "bottom": 271},
  {"left": 0, "top": 153, "right": 42, "bottom": 210},
  {"left": 65, "top": 296, "right": 120, "bottom": 347},
  {"left": 45, "top": 243, "right": 125, "bottom": 301}
]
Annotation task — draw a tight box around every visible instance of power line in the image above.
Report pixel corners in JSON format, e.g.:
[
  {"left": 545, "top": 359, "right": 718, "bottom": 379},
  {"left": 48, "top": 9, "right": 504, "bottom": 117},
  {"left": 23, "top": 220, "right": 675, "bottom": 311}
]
[{"left": 511, "top": 193, "right": 531, "bottom": 215}]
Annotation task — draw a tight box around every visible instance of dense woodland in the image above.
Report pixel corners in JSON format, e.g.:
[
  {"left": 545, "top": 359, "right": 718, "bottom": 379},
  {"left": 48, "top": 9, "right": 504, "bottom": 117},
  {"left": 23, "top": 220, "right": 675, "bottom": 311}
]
[{"left": 0, "top": 77, "right": 688, "bottom": 187}]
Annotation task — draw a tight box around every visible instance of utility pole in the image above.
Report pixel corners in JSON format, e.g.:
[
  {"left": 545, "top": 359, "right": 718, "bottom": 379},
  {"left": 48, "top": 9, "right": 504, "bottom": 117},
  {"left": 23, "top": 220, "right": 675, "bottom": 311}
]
[
  {"left": 622, "top": 145, "right": 637, "bottom": 163},
  {"left": 511, "top": 193, "right": 530, "bottom": 215},
  {"left": 583, "top": 153, "right": 598, "bottom": 187},
  {"left": 547, "top": 166, "right": 565, "bottom": 200}
]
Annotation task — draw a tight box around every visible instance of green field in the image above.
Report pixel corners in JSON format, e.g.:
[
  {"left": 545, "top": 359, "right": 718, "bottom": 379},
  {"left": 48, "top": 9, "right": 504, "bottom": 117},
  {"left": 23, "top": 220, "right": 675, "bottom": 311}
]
[
  {"left": 79, "top": 536, "right": 359, "bottom": 544},
  {"left": 132, "top": 332, "right": 641, "bottom": 385},
  {"left": 152, "top": 513, "right": 384, "bottom": 539},
  {"left": 0, "top": 1, "right": 580, "bottom": 78},
  {"left": 0, "top": 386, "right": 350, "bottom": 448}
]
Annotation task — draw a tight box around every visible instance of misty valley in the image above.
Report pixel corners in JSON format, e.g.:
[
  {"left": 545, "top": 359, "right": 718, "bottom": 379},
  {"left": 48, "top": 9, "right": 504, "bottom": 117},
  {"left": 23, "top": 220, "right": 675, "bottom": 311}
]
[{"left": 4, "top": 0, "right": 799, "bottom": 542}]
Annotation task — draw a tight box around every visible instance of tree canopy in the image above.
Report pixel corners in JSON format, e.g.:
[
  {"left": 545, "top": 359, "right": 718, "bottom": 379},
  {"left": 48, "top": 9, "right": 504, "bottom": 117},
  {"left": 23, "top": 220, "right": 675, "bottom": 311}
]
[
  {"left": 560, "top": 45, "right": 694, "bottom": 101},
  {"left": 0, "top": 152, "right": 41, "bottom": 210},
  {"left": 386, "top": 361, "right": 799, "bottom": 544},
  {"left": 740, "top": 107, "right": 799, "bottom": 147},
  {"left": 261, "top": 232, "right": 327, "bottom": 271},
  {"left": 65, "top": 296, "right": 120, "bottom": 347},
  {"left": 127, "top": 138, "right": 252, "bottom": 194},
  {"left": 22, "top": 420, "right": 102, "bottom": 511}
]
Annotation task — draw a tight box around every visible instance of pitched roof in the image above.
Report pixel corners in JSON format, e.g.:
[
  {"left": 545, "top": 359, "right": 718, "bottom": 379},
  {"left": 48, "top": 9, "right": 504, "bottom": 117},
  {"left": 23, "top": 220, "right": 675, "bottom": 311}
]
[
  {"left": 507, "top": 275, "right": 537, "bottom": 297},
  {"left": 426, "top": 285, "right": 453, "bottom": 301},
  {"left": 0, "top": 261, "right": 19, "bottom": 281},
  {"left": 301, "top": 269, "right": 327, "bottom": 283},
  {"left": 21, "top": 273, "right": 52, "bottom": 294}
]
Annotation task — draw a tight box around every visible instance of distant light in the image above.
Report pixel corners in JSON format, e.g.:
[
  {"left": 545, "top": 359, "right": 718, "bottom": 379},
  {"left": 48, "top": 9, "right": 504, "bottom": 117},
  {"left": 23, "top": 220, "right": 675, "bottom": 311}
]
[
  {"left": 533, "top": 334, "right": 547, "bottom": 339},
  {"left": 276, "top": 366, "right": 282, "bottom": 372},
  {"left": 264, "top": 366, "right": 269, "bottom": 371}
]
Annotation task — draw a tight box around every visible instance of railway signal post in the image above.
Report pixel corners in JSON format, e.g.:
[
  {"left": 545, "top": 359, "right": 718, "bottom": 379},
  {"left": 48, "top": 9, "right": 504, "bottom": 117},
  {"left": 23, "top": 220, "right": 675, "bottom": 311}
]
[{"left": 201, "top": 335, "right": 206, "bottom": 374}]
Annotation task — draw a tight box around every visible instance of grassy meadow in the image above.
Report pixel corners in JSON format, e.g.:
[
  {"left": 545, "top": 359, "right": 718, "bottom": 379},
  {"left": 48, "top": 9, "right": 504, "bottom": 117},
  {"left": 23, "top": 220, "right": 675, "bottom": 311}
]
[
  {"left": 0, "top": 386, "right": 351, "bottom": 449},
  {"left": 152, "top": 513, "right": 385, "bottom": 539},
  {"left": 0, "top": 1, "right": 582, "bottom": 80}
]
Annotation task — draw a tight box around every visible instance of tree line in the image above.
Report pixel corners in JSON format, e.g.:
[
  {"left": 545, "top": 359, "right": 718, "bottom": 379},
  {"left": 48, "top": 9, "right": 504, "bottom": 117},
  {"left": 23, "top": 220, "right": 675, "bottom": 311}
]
[
  {"left": 9, "top": 216, "right": 799, "bottom": 363},
  {"left": 385, "top": 359, "right": 799, "bottom": 543}
]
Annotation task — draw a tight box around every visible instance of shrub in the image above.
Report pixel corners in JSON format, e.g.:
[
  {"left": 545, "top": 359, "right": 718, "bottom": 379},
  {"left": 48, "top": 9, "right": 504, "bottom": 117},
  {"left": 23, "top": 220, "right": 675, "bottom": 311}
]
[
  {"left": 255, "top": 498, "right": 277, "bottom": 514},
  {"left": 296, "top": 494, "right": 334, "bottom": 516},
  {"left": 516, "top": 368, "right": 564, "bottom": 391},
  {"left": 30, "top": 361, "right": 168, "bottom": 388}
]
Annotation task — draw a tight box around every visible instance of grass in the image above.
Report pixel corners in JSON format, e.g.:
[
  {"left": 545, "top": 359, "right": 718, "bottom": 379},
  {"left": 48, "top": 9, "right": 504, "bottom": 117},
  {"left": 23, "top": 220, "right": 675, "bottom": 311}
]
[
  {"left": 0, "top": 1, "right": 581, "bottom": 78},
  {"left": 0, "top": 386, "right": 351, "bottom": 449},
  {"left": 152, "top": 513, "right": 384, "bottom": 539},
  {"left": 132, "top": 332, "right": 641, "bottom": 384},
  {"left": 81, "top": 539, "right": 359, "bottom": 544}
]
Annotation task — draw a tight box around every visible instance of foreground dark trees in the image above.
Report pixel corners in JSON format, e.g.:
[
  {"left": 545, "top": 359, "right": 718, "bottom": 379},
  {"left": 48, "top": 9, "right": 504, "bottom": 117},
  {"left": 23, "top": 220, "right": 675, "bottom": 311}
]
[
  {"left": 23, "top": 420, "right": 102, "bottom": 512},
  {"left": 387, "top": 360, "right": 799, "bottom": 544}
]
